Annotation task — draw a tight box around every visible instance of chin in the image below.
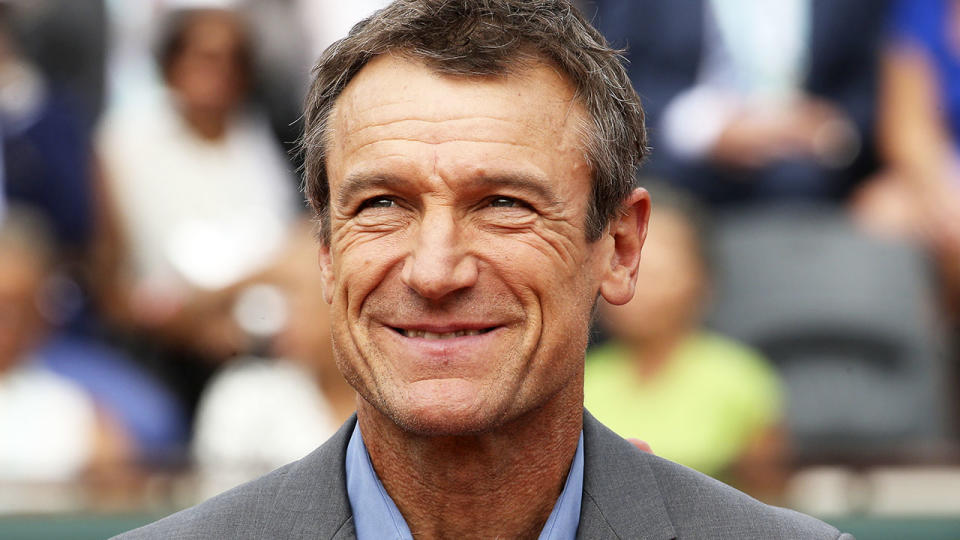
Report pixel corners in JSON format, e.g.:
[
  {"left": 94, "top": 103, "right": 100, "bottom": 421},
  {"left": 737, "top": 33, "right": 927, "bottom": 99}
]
[
  {"left": 395, "top": 407, "right": 501, "bottom": 436},
  {"left": 383, "top": 383, "right": 511, "bottom": 436}
]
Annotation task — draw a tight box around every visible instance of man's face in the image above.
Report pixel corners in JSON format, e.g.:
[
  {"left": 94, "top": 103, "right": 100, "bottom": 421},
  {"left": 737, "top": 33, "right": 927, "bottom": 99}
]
[{"left": 320, "top": 54, "right": 624, "bottom": 435}]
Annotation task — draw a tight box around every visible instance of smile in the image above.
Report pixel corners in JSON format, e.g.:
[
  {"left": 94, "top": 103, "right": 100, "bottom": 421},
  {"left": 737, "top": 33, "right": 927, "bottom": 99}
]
[{"left": 392, "top": 327, "right": 496, "bottom": 339}]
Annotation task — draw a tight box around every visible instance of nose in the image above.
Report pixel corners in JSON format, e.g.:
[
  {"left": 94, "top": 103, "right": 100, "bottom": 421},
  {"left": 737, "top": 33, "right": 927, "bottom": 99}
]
[{"left": 400, "top": 208, "right": 478, "bottom": 300}]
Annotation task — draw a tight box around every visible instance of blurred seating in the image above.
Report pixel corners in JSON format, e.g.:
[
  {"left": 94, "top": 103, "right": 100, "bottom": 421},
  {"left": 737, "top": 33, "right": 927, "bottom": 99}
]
[{"left": 707, "top": 204, "right": 953, "bottom": 462}]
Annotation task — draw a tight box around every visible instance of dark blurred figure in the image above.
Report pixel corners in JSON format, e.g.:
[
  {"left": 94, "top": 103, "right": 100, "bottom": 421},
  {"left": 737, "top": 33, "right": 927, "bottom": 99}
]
[
  {"left": 94, "top": 7, "right": 298, "bottom": 418},
  {"left": 593, "top": 0, "right": 886, "bottom": 206},
  {"left": 0, "top": 2, "right": 95, "bottom": 258},
  {"left": 8, "top": 0, "right": 107, "bottom": 132},
  {"left": 854, "top": 0, "right": 960, "bottom": 322},
  {"left": 584, "top": 184, "right": 787, "bottom": 501}
]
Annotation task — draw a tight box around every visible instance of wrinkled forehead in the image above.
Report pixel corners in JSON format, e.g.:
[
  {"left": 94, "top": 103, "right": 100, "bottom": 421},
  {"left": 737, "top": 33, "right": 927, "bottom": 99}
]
[{"left": 327, "top": 52, "right": 588, "bottom": 153}]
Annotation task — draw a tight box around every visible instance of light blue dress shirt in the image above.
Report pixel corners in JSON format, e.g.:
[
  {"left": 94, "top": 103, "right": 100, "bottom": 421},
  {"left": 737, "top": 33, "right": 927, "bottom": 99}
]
[{"left": 346, "top": 423, "right": 584, "bottom": 540}]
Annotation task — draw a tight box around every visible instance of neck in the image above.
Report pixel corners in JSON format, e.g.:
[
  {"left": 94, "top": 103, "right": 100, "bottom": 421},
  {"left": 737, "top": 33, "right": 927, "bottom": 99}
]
[
  {"left": 629, "top": 326, "right": 692, "bottom": 379},
  {"left": 317, "top": 362, "right": 358, "bottom": 423},
  {"left": 357, "top": 385, "right": 583, "bottom": 539},
  {"left": 181, "top": 106, "right": 229, "bottom": 140}
]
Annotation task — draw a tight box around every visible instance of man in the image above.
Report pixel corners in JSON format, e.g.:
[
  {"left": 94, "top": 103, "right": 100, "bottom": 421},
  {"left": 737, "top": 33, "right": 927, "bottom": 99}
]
[{"left": 120, "top": 1, "right": 852, "bottom": 538}]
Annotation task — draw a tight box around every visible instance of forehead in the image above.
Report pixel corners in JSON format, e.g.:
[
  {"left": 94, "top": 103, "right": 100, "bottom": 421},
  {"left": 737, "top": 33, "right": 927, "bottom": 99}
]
[
  {"left": 180, "top": 12, "right": 245, "bottom": 51},
  {"left": 326, "top": 53, "right": 589, "bottom": 187}
]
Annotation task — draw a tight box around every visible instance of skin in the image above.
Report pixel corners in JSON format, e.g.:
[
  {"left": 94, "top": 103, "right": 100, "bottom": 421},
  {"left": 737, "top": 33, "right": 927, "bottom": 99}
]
[
  {"left": 166, "top": 11, "right": 248, "bottom": 140},
  {"left": 318, "top": 54, "right": 649, "bottom": 538},
  {"left": 0, "top": 247, "right": 46, "bottom": 374},
  {"left": 710, "top": 97, "right": 851, "bottom": 169}
]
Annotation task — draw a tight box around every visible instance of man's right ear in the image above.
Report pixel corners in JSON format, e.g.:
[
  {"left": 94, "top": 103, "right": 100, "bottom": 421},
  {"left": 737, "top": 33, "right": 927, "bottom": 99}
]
[{"left": 318, "top": 241, "right": 335, "bottom": 305}]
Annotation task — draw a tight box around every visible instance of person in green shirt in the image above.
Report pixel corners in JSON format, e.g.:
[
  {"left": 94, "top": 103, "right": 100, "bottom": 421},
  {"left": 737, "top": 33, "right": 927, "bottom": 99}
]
[{"left": 585, "top": 185, "right": 787, "bottom": 501}]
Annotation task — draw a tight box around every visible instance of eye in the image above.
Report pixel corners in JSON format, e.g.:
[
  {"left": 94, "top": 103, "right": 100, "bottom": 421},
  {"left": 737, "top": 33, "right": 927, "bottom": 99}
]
[
  {"left": 358, "top": 196, "right": 397, "bottom": 211},
  {"left": 488, "top": 196, "right": 528, "bottom": 209}
]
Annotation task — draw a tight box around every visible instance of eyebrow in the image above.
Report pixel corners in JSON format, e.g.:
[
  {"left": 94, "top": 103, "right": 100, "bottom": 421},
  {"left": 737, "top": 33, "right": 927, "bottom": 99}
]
[
  {"left": 336, "top": 173, "right": 407, "bottom": 209},
  {"left": 336, "top": 171, "right": 561, "bottom": 209},
  {"left": 474, "top": 174, "right": 561, "bottom": 207}
]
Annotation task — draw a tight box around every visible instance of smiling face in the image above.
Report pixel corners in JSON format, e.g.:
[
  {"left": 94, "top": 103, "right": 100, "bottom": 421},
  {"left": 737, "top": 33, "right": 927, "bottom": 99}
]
[{"left": 320, "top": 54, "right": 640, "bottom": 435}]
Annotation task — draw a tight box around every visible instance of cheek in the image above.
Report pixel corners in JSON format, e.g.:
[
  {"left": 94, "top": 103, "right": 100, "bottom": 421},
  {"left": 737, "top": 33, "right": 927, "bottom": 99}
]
[
  {"left": 481, "top": 238, "right": 598, "bottom": 328},
  {"left": 331, "top": 232, "right": 408, "bottom": 314}
]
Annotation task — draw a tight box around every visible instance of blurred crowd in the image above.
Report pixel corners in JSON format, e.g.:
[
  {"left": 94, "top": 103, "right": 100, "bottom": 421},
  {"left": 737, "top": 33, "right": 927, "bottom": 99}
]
[{"left": 1, "top": 0, "right": 959, "bottom": 514}]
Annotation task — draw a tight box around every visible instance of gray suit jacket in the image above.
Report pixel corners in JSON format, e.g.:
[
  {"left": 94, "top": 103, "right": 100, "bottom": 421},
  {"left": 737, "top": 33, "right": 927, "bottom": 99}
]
[{"left": 118, "top": 412, "right": 853, "bottom": 539}]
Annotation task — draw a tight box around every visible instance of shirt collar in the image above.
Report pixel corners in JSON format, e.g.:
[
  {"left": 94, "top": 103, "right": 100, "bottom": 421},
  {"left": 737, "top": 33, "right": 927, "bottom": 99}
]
[{"left": 345, "top": 423, "right": 584, "bottom": 540}]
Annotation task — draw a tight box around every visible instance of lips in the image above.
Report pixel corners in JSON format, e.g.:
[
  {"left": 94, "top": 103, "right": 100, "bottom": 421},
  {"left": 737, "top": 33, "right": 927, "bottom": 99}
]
[{"left": 393, "top": 327, "right": 496, "bottom": 339}]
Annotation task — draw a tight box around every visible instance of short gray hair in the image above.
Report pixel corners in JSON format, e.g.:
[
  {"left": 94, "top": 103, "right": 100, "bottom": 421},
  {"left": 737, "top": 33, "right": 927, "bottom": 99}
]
[{"left": 301, "top": 0, "right": 647, "bottom": 243}]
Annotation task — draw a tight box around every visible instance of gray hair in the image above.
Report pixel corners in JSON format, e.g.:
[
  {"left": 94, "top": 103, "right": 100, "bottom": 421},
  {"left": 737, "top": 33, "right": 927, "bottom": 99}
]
[{"left": 301, "top": 0, "right": 647, "bottom": 243}]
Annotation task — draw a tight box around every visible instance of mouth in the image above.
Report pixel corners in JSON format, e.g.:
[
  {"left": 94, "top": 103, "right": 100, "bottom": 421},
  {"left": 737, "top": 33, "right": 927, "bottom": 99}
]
[{"left": 391, "top": 327, "right": 498, "bottom": 339}]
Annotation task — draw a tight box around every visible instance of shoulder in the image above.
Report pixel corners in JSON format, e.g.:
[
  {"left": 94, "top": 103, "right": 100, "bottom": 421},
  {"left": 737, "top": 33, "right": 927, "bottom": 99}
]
[
  {"left": 116, "top": 463, "right": 294, "bottom": 540},
  {"left": 581, "top": 412, "right": 849, "bottom": 539},
  {"left": 115, "top": 417, "right": 357, "bottom": 540},
  {"left": 643, "top": 454, "right": 845, "bottom": 539}
]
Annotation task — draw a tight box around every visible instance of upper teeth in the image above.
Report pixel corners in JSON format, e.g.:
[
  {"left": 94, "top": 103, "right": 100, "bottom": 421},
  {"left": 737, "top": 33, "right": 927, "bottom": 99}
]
[{"left": 402, "top": 329, "right": 485, "bottom": 339}]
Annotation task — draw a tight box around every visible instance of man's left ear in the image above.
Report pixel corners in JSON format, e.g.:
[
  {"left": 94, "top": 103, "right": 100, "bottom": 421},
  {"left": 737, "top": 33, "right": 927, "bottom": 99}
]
[
  {"left": 598, "top": 188, "right": 650, "bottom": 306},
  {"left": 318, "top": 240, "right": 336, "bottom": 305}
]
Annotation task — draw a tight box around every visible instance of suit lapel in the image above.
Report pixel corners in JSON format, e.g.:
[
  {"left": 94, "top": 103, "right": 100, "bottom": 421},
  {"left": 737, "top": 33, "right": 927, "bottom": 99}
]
[
  {"left": 257, "top": 412, "right": 676, "bottom": 539},
  {"left": 578, "top": 411, "right": 677, "bottom": 540},
  {"left": 261, "top": 415, "right": 359, "bottom": 539}
]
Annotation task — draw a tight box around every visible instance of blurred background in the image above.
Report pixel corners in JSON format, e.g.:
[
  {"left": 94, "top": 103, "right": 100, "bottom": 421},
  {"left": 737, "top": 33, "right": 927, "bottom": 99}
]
[{"left": 0, "top": 0, "right": 958, "bottom": 538}]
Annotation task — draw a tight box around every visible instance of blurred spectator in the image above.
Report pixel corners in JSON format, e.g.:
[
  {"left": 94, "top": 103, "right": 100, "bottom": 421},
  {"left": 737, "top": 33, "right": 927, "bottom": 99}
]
[
  {"left": 95, "top": 7, "right": 298, "bottom": 376},
  {"left": 1, "top": 2, "right": 188, "bottom": 472},
  {"left": 594, "top": 0, "right": 886, "bottom": 206},
  {"left": 37, "top": 332, "right": 188, "bottom": 467},
  {"left": 0, "top": 207, "right": 131, "bottom": 482},
  {"left": 584, "top": 184, "right": 787, "bottom": 500},
  {"left": 7, "top": 0, "right": 107, "bottom": 132},
  {"left": 104, "top": 0, "right": 390, "bottom": 173},
  {"left": 0, "top": 2, "right": 95, "bottom": 255},
  {"left": 854, "top": 0, "right": 960, "bottom": 320},
  {"left": 192, "top": 222, "right": 355, "bottom": 497}
]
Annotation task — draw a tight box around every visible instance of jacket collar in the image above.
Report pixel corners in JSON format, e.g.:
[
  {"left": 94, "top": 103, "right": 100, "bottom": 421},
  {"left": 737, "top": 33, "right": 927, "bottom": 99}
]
[
  {"left": 264, "top": 415, "right": 358, "bottom": 539},
  {"left": 578, "top": 411, "right": 677, "bottom": 539},
  {"left": 261, "top": 411, "right": 677, "bottom": 540}
]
